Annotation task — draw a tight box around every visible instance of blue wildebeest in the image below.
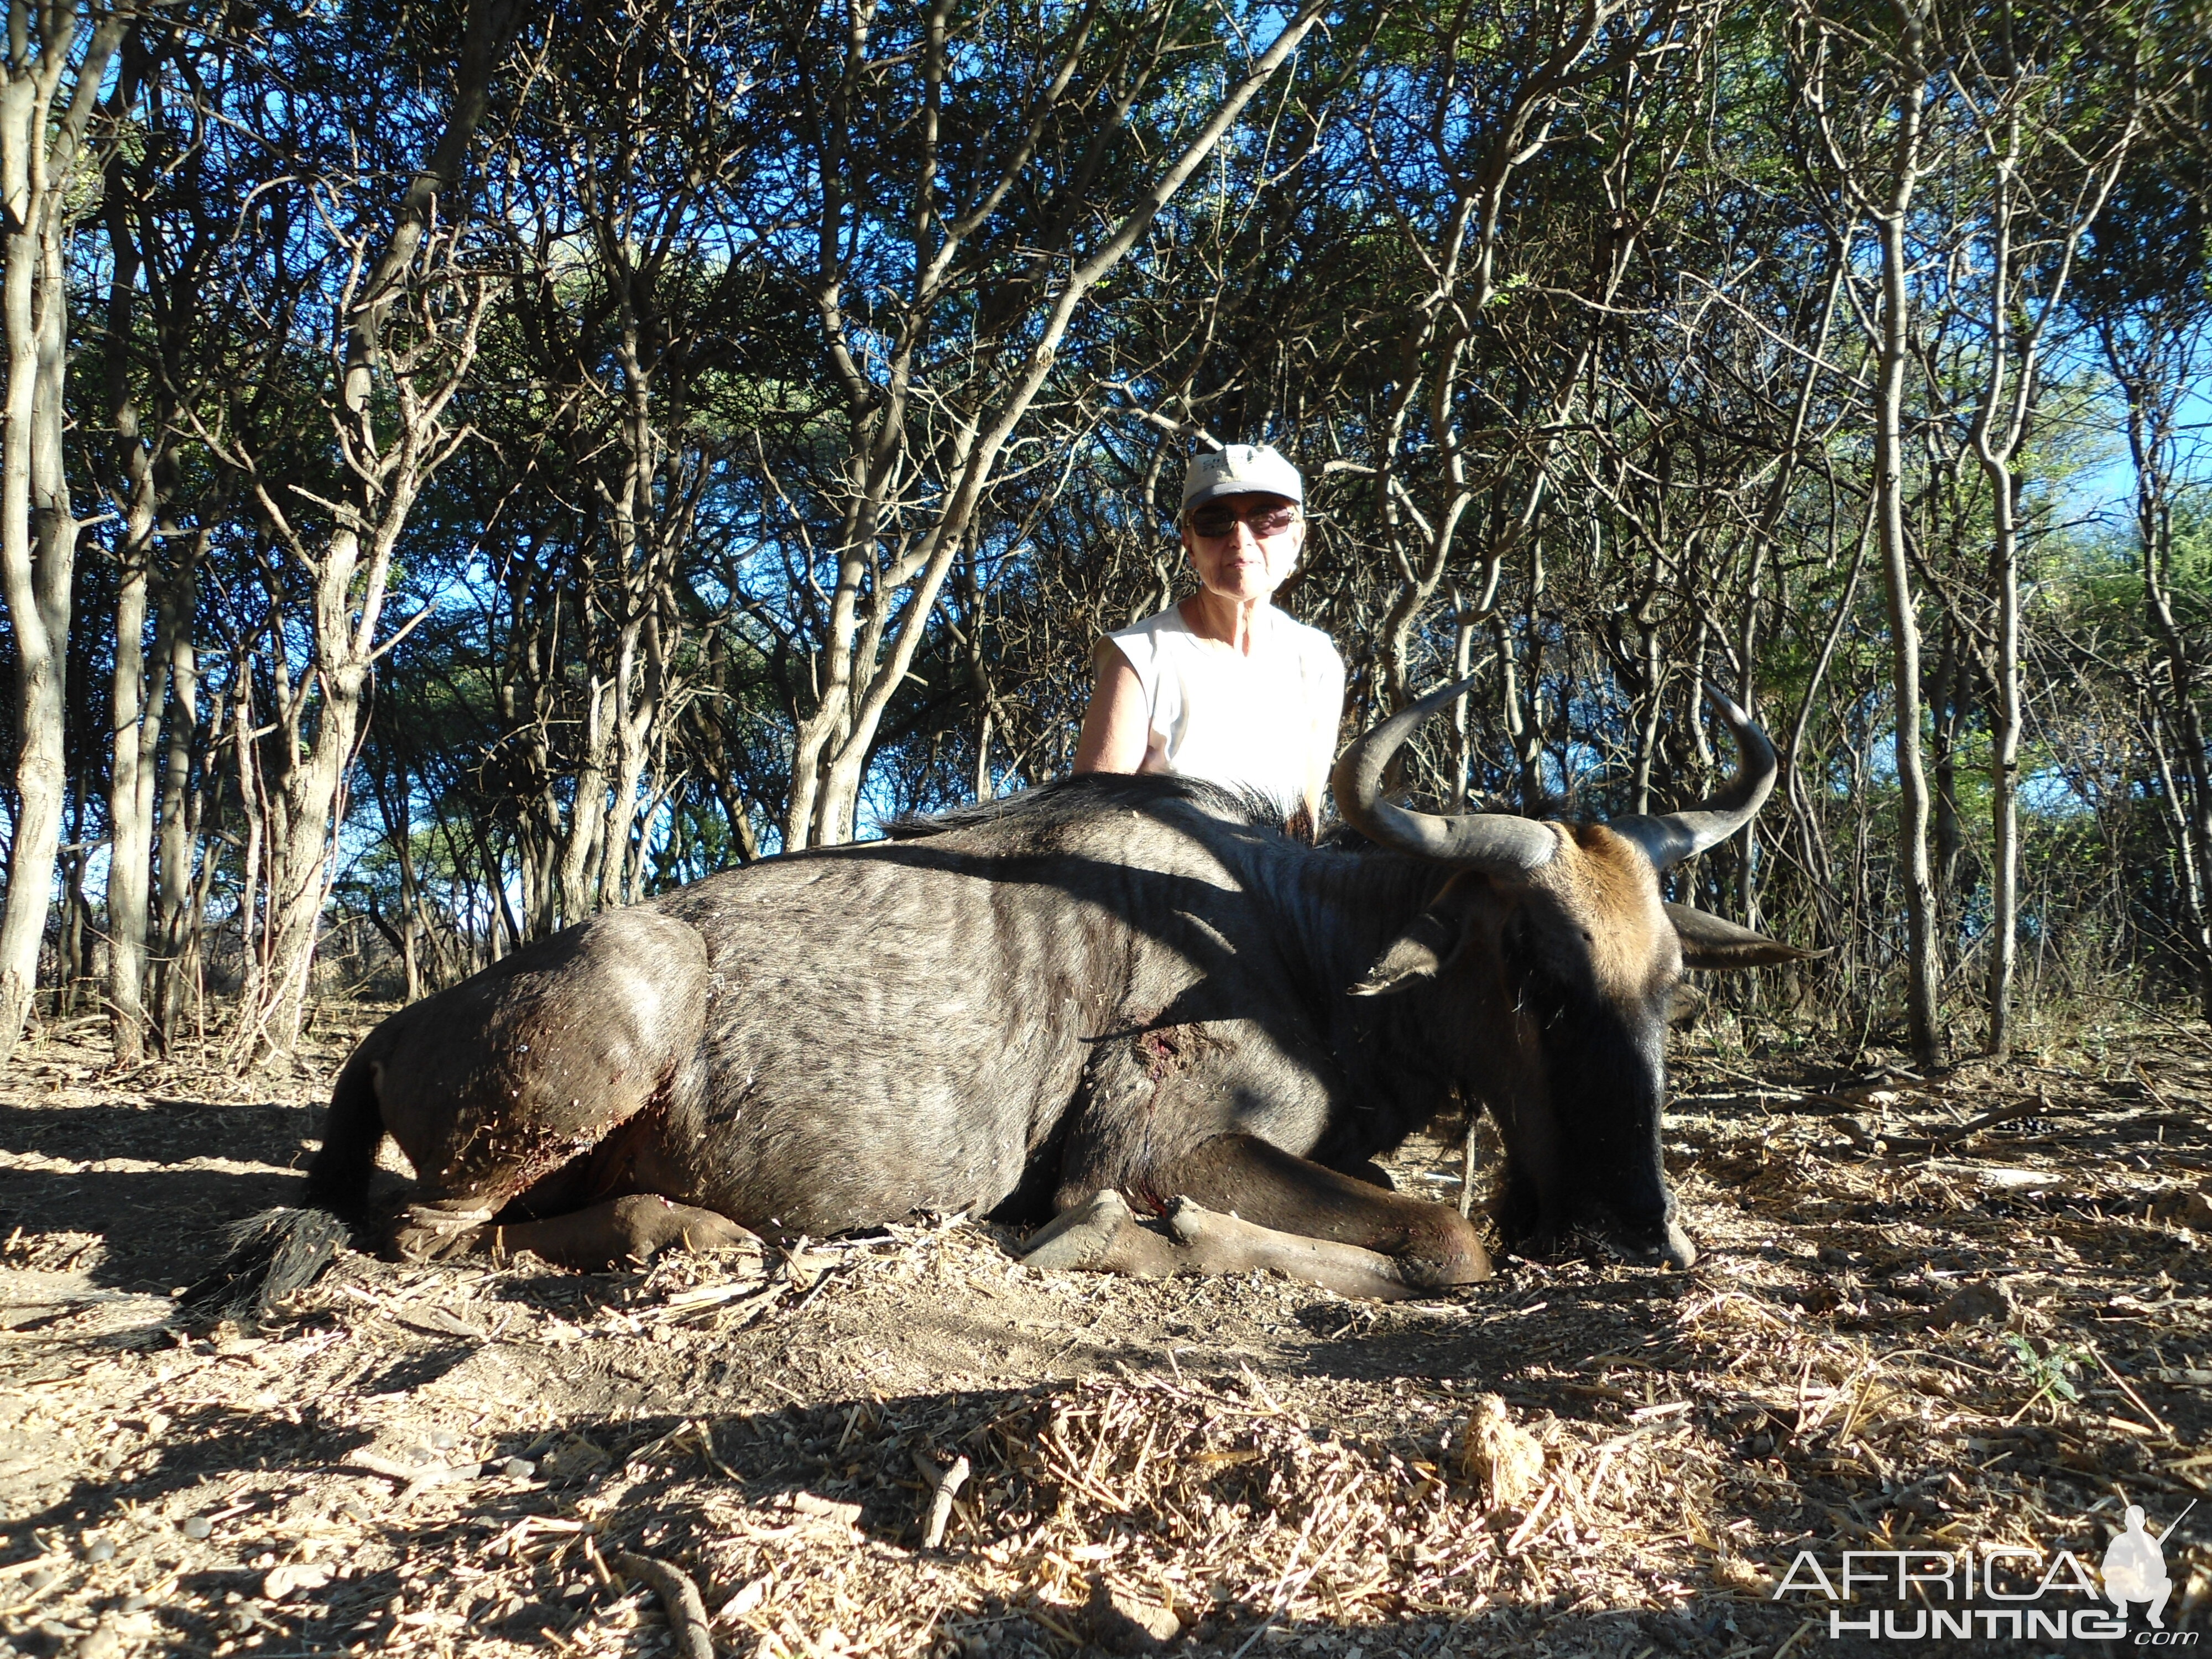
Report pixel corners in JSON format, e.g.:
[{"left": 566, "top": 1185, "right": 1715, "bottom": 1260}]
[{"left": 206, "top": 680, "right": 1804, "bottom": 1312}]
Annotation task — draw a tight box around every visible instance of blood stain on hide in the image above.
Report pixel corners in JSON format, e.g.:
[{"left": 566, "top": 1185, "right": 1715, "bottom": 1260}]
[{"left": 1136, "top": 1024, "right": 1223, "bottom": 1083}]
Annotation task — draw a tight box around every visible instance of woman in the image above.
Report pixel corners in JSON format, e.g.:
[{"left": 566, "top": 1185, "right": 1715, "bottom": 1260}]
[{"left": 1072, "top": 445, "right": 1345, "bottom": 835}]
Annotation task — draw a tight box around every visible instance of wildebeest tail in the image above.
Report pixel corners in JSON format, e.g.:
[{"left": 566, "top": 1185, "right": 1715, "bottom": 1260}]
[
  {"left": 176, "top": 1045, "right": 385, "bottom": 1326},
  {"left": 303, "top": 1042, "right": 384, "bottom": 1215},
  {"left": 174, "top": 1207, "right": 351, "bottom": 1326}
]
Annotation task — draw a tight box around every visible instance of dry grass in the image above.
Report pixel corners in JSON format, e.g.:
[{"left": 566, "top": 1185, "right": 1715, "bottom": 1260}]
[{"left": 1, "top": 1012, "right": 2209, "bottom": 1657}]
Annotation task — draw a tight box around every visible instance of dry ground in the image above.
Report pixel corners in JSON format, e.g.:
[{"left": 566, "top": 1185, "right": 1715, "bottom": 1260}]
[{"left": 2, "top": 1005, "right": 2210, "bottom": 1658}]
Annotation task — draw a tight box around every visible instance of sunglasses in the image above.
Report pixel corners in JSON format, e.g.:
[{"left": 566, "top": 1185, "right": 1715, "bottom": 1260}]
[{"left": 1186, "top": 502, "right": 1301, "bottom": 539}]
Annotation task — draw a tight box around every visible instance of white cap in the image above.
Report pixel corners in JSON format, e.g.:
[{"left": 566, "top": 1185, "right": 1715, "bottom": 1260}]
[{"left": 1180, "top": 444, "right": 1302, "bottom": 509}]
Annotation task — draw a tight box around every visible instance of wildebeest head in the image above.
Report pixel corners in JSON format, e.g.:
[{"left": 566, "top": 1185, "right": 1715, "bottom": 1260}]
[{"left": 1331, "top": 679, "right": 1807, "bottom": 1270}]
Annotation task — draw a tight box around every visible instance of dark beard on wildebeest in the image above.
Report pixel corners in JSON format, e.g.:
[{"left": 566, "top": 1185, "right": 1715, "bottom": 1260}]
[
  {"left": 186, "top": 679, "right": 1809, "bottom": 1318},
  {"left": 1486, "top": 924, "right": 1683, "bottom": 1266}
]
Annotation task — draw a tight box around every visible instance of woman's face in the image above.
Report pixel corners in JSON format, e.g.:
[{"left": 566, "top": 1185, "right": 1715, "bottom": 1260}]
[{"left": 1181, "top": 492, "right": 1305, "bottom": 604}]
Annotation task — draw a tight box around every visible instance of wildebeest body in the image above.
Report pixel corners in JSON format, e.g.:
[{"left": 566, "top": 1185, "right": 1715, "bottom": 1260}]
[
  {"left": 204, "top": 679, "right": 1802, "bottom": 1316},
  {"left": 368, "top": 787, "right": 1473, "bottom": 1242}
]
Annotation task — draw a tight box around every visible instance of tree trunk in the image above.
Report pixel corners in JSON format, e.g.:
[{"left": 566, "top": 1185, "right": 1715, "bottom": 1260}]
[
  {"left": 1929, "top": 614, "right": 1963, "bottom": 937},
  {"left": 553, "top": 674, "right": 613, "bottom": 925},
  {"left": 56, "top": 840, "right": 87, "bottom": 1016},
  {"left": 104, "top": 529, "right": 160, "bottom": 1062},
  {"left": 150, "top": 536, "right": 203, "bottom": 1048},
  {"left": 96, "top": 28, "right": 171, "bottom": 1065},
  {"left": 1868, "top": 23, "right": 1942, "bottom": 1068},
  {"left": 1983, "top": 466, "right": 2023, "bottom": 1053},
  {"left": 1966, "top": 55, "right": 2130, "bottom": 1053},
  {"left": 226, "top": 0, "right": 526, "bottom": 1062},
  {"left": 0, "top": 1, "right": 129, "bottom": 1068},
  {"left": 1447, "top": 581, "right": 1476, "bottom": 813},
  {"left": 2133, "top": 430, "right": 2212, "bottom": 1020}
]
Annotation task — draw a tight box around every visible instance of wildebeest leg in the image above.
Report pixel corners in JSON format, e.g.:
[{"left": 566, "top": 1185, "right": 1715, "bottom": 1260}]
[
  {"left": 1025, "top": 1133, "right": 1491, "bottom": 1298},
  {"left": 479, "top": 1194, "right": 757, "bottom": 1268},
  {"left": 1164, "top": 1199, "right": 1425, "bottom": 1300},
  {"left": 364, "top": 909, "right": 727, "bottom": 1267},
  {"left": 393, "top": 1187, "right": 759, "bottom": 1267},
  {"left": 1020, "top": 1189, "right": 1420, "bottom": 1300},
  {"left": 1151, "top": 1133, "right": 1491, "bottom": 1287},
  {"left": 1322, "top": 1156, "right": 1395, "bottom": 1191}
]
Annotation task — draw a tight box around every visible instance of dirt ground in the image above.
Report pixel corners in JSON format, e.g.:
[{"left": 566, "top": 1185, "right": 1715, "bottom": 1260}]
[{"left": 2, "top": 1005, "right": 2210, "bottom": 1659}]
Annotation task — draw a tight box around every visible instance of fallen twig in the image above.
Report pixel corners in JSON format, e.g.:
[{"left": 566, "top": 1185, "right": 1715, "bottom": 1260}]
[
  {"left": 2086, "top": 1342, "right": 2172, "bottom": 1438},
  {"left": 786, "top": 1491, "right": 864, "bottom": 1527},
  {"left": 917, "top": 1450, "right": 972, "bottom": 1549},
  {"left": 2133, "top": 1062, "right": 2190, "bottom": 1116},
  {"left": 343, "top": 1448, "right": 481, "bottom": 1494},
  {"left": 609, "top": 1551, "right": 713, "bottom": 1659},
  {"left": 1868, "top": 1099, "right": 2057, "bottom": 1155},
  {"left": 1504, "top": 1480, "right": 1560, "bottom": 1552},
  {"left": 2122, "top": 1000, "right": 2212, "bottom": 1058}
]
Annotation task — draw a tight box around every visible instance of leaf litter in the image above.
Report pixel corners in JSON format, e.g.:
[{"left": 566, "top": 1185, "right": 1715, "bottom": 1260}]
[{"left": 0, "top": 1012, "right": 2208, "bottom": 1656}]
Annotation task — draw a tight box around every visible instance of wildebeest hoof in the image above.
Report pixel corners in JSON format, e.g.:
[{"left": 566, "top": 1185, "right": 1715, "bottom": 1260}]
[
  {"left": 600, "top": 1194, "right": 758, "bottom": 1262},
  {"left": 1660, "top": 1219, "right": 1698, "bottom": 1270},
  {"left": 1584, "top": 1217, "right": 1699, "bottom": 1270},
  {"left": 391, "top": 1201, "right": 497, "bottom": 1262},
  {"left": 1021, "top": 1189, "right": 1144, "bottom": 1272}
]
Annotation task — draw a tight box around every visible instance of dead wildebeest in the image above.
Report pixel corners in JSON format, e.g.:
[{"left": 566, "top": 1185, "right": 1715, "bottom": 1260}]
[{"left": 193, "top": 679, "right": 1807, "bottom": 1318}]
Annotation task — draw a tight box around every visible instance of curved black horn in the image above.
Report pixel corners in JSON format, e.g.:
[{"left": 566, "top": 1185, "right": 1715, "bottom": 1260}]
[
  {"left": 1610, "top": 684, "right": 1778, "bottom": 872},
  {"left": 1330, "top": 675, "right": 1559, "bottom": 874}
]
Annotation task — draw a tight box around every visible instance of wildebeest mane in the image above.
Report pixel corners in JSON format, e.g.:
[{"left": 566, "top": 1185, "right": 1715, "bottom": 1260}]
[{"left": 883, "top": 773, "right": 1295, "bottom": 842}]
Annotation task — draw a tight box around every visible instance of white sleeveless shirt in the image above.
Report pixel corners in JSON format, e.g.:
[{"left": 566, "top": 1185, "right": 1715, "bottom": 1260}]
[{"left": 1099, "top": 602, "right": 1346, "bottom": 812}]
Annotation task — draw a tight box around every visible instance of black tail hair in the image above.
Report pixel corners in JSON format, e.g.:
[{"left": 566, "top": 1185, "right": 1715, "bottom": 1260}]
[
  {"left": 176, "top": 1048, "right": 386, "bottom": 1326},
  {"left": 174, "top": 1208, "right": 352, "bottom": 1326}
]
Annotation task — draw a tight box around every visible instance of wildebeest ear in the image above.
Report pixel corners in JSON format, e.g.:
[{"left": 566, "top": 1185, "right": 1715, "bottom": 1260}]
[
  {"left": 1348, "top": 877, "right": 1484, "bottom": 997},
  {"left": 1666, "top": 902, "right": 1820, "bottom": 971},
  {"left": 1348, "top": 906, "right": 1462, "bottom": 995}
]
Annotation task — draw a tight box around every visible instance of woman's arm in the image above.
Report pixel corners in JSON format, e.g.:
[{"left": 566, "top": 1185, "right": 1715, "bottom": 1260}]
[
  {"left": 1305, "top": 651, "right": 1347, "bottom": 831},
  {"left": 1073, "top": 651, "right": 1150, "bottom": 774}
]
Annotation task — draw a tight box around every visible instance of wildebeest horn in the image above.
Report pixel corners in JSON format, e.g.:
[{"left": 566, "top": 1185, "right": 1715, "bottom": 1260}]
[
  {"left": 1609, "top": 684, "right": 1778, "bottom": 872},
  {"left": 1331, "top": 675, "right": 1559, "bottom": 875}
]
